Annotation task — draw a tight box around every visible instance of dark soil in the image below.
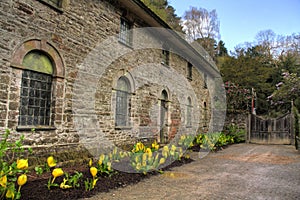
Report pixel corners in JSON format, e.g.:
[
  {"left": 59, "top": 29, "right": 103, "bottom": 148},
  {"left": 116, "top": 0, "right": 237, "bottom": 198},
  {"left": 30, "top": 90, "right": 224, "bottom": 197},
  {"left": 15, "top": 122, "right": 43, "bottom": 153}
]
[{"left": 20, "top": 158, "right": 193, "bottom": 200}]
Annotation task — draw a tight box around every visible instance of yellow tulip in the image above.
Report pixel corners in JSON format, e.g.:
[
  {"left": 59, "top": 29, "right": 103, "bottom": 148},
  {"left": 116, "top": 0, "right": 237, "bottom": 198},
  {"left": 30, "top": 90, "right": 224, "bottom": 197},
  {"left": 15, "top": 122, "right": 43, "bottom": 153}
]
[
  {"left": 142, "top": 153, "right": 147, "bottom": 162},
  {"left": 136, "top": 162, "right": 141, "bottom": 170},
  {"left": 162, "top": 146, "right": 169, "bottom": 158},
  {"left": 0, "top": 174, "right": 7, "bottom": 187},
  {"left": 119, "top": 151, "right": 125, "bottom": 158},
  {"left": 92, "top": 178, "right": 98, "bottom": 188},
  {"left": 88, "top": 159, "right": 93, "bottom": 167},
  {"left": 98, "top": 154, "right": 105, "bottom": 165},
  {"left": 180, "top": 135, "right": 186, "bottom": 140},
  {"left": 155, "top": 144, "right": 159, "bottom": 150},
  {"left": 151, "top": 143, "right": 155, "bottom": 149},
  {"left": 60, "top": 178, "right": 72, "bottom": 189},
  {"left": 163, "top": 145, "right": 169, "bottom": 152},
  {"left": 151, "top": 140, "right": 159, "bottom": 150},
  {"left": 6, "top": 189, "right": 14, "bottom": 199},
  {"left": 52, "top": 168, "right": 64, "bottom": 178},
  {"left": 51, "top": 168, "right": 64, "bottom": 184},
  {"left": 90, "top": 167, "right": 97, "bottom": 177},
  {"left": 47, "top": 156, "right": 56, "bottom": 168},
  {"left": 17, "top": 159, "right": 28, "bottom": 170},
  {"left": 113, "top": 147, "right": 117, "bottom": 155},
  {"left": 107, "top": 162, "right": 112, "bottom": 171},
  {"left": 159, "top": 157, "right": 165, "bottom": 165},
  {"left": 142, "top": 160, "right": 147, "bottom": 167},
  {"left": 136, "top": 142, "right": 144, "bottom": 152},
  {"left": 171, "top": 145, "right": 177, "bottom": 151},
  {"left": 145, "top": 148, "right": 152, "bottom": 157},
  {"left": 17, "top": 174, "right": 27, "bottom": 186}
]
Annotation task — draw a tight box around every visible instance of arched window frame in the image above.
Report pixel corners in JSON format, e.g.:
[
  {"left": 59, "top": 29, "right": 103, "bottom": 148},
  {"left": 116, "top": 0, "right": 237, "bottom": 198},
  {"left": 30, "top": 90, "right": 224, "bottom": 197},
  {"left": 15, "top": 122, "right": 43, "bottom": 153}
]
[
  {"left": 10, "top": 39, "right": 65, "bottom": 130},
  {"left": 159, "top": 89, "right": 170, "bottom": 143},
  {"left": 19, "top": 51, "right": 53, "bottom": 127},
  {"left": 113, "top": 72, "right": 135, "bottom": 129},
  {"left": 186, "top": 97, "right": 192, "bottom": 127}
]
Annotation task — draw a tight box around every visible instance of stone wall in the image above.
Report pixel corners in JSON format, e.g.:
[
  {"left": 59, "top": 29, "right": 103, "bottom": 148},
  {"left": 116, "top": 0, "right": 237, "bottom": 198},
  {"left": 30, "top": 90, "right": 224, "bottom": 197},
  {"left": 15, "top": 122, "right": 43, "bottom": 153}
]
[{"left": 0, "top": 0, "right": 212, "bottom": 162}]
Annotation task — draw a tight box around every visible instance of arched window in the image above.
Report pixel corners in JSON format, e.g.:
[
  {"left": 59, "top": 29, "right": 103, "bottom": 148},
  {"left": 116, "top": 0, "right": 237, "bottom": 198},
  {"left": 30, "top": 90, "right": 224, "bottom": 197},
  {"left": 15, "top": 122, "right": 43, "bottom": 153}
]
[
  {"left": 19, "top": 50, "right": 53, "bottom": 126},
  {"left": 186, "top": 97, "right": 192, "bottom": 127},
  {"left": 160, "top": 90, "right": 168, "bottom": 143},
  {"left": 115, "top": 76, "right": 131, "bottom": 126}
]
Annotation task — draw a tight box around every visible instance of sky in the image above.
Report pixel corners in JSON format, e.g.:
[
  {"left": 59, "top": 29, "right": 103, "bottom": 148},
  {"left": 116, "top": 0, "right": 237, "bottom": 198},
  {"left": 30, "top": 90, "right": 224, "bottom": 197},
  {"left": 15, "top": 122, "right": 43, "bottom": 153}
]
[{"left": 168, "top": 0, "right": 300, "bottom": 52}]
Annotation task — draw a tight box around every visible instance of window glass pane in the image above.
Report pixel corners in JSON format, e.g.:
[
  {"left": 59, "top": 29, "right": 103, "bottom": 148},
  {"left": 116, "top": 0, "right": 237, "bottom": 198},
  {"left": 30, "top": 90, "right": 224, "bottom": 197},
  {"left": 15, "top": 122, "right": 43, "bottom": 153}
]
[
  {"left": 119, "top": 18, "right": 132, "bottom": 46},
  {"left": 204, "top": 74, "right": 207, "bottom": 88},
  {"left": 162, "top": 50, "right": 169, "bottom": 66},
  {"left": 187, "top": 62, "right": 192, "bottom": 79},
  {"left": 19, "top": 70, "right": 52, "bottom": 126},
  {"left": 115, "top": 77, "right": 131, "bottom": 126}
]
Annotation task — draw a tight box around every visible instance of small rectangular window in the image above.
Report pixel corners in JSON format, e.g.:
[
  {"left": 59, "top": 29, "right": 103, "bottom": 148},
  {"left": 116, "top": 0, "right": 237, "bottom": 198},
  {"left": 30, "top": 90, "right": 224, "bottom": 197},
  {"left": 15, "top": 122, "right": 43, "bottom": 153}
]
[
  {"left": 204, "top": 74, "right": 207, "bottom": 89},
  {"left": 187, "top": 62, "right": 192, "bottom": 80},
  {"left": 119, "top": 18, "right": 132, "bottom": 46},
  {"left": 162, "top": 49, "right": 170, "bottom": 66}
]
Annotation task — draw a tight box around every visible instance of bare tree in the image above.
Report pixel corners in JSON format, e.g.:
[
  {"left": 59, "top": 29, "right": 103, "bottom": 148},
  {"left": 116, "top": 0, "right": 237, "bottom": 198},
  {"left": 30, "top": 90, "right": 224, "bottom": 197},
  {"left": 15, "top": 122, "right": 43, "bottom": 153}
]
[
  {"left": 255, "top": 29, "right": 277, "bottom": 57},
  {"left": 255, "top": 29, "right": 300, "bottom": 58},
  {"left": 182, "top": 7, "right": 220, "bottom": 42},
  {"left": 181, "top": 7, "right": 220, "bottom": 60}
]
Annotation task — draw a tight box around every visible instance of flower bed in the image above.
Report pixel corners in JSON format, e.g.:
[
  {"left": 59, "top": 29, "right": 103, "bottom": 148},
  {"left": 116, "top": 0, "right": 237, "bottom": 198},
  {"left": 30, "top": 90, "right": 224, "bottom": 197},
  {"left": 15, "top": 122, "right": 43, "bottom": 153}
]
[
  {"left": 0, "top": 128, "right": 242, "bottom": 200},
  {"left": 20, "top": 158, "right": 192, "bottom": 200}
]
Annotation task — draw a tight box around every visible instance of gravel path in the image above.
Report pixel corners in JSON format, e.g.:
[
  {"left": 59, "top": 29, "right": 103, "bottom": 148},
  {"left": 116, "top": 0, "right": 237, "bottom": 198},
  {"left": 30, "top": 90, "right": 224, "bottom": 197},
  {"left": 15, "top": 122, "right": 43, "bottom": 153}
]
[{"left": 82, "top": 143, "right": 300, "bottom": 200}]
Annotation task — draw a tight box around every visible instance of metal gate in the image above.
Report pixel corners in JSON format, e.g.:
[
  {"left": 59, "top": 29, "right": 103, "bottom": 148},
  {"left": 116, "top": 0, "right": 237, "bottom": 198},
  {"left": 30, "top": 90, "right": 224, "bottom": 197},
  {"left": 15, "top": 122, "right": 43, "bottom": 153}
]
[{"left": 247, "top": 113, "right": 294, "bottom": 144}]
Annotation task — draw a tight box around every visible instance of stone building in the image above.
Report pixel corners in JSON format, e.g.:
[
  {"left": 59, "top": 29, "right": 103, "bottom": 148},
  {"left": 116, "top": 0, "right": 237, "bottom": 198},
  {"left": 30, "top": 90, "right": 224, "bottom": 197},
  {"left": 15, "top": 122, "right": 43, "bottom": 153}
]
[{"left": 0, "top": 0, "right": 222, "bottom": 160}]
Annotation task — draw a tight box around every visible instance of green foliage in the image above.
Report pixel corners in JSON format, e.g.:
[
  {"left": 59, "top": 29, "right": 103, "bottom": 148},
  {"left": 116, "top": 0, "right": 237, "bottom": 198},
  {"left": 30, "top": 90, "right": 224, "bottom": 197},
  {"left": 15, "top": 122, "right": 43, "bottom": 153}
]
[
  {"left": 130, "top": 141, "right": 185, "bottom": 174},
  {"left": 224, "top": 124, "right": 246, "bottom": 143},
  {"left": 62, "top": 171, "right": 83, "bottom": 189},
  {"left": 219, "top": 31, "right": 300, "bottom": 115},
  {"left": 141, "top": 0, "right": 182, "bottom": 31},
  {"left": 220, "top": 45, "right": 277, "bottom": 114},
  {"left": 193, "top": 130, "right": 242, "bottom": 151},
  {"left": 178, "top": 135, "right": 194, "bottom": 148},
  {"left": 34, "top": 166, "right": 44, "bottom": 175},
  {"left": 269, "top": 71, "right": 300, "bottom": 114},
  {"left": 0, "top": 129, "right": 31, "bottom": 200},
  {"left": 97, "top": 154, "right": 114, "bottom": 176}
]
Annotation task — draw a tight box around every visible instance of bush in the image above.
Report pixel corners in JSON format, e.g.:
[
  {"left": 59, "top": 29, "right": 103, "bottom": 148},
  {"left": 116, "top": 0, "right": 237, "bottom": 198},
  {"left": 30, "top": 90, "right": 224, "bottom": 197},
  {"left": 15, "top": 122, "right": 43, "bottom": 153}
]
[{"left": 224, "top": 124, "right": 246, "bottom": 143}]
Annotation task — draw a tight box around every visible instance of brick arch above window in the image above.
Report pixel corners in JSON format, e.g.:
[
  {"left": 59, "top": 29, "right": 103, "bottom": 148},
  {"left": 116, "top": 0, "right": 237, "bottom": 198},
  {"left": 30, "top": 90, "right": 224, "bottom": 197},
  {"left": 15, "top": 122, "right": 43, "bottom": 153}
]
[{"left": 11, "top": 39, "right": 65, "bottom": 78}]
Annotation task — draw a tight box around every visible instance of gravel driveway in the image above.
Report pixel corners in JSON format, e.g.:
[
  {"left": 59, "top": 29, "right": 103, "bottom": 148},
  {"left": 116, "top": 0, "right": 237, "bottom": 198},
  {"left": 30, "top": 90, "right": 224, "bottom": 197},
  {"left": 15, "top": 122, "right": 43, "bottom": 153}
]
[{"left": 82, "top": 143, "right": 300, "bottom": 200}]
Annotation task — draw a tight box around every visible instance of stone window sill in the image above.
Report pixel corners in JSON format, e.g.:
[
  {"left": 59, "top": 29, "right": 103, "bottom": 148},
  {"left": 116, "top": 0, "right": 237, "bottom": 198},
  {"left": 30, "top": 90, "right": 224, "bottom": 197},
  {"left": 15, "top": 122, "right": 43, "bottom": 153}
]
[
  {"left": 17, "top": 126, "right": 56, "bottom": 131},
  {"left": 115, "top": 126, "right": 132, "bottom": 130}
]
